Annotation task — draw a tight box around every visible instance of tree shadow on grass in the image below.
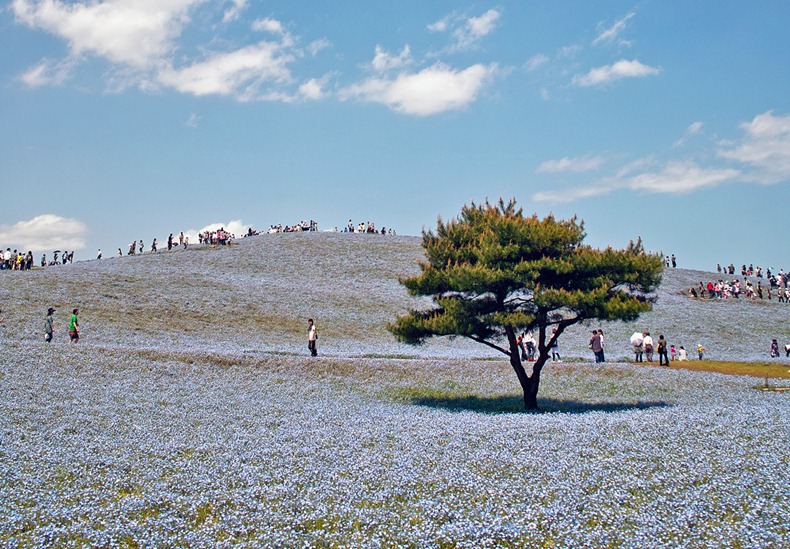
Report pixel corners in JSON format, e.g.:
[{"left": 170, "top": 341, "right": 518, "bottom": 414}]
[{"left": 405, "top": 394, "right": 671, "bottom": 415}]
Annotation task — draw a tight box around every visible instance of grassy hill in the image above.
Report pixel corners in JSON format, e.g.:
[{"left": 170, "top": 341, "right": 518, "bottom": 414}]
[
  {"left": 2, "top": 231, "right": 789, "bottom": 362},
  {"left": 1, "top": 233, "right": 788, "bottom": 547}
]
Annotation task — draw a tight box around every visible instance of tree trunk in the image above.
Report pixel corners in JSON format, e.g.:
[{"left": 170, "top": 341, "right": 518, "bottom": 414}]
[
  {"left": 522, "top": 359, "right": 545, "bottom": 410},
  {"left": 506, "top": 327, "right": 543, "bottom": 411}
]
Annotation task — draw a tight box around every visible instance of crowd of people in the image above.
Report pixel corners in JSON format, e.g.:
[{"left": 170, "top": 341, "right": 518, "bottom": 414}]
[
  {"left": 343, "top": 220, "right": 395, "bottom": 235},
  {"left": 691, "top": 269, "right": 790, "bottom": 301},
  {"left": 265, "top": 220, "right": 319, "bottom": 233}
]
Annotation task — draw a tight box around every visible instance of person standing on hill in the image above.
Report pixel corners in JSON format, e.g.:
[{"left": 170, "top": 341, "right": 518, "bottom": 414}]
[
  {"left": 657, "top": 335, "right": 669, "bottom": 366},
  {"left": 307, "top": 318, "right": 318, "bottom": 357},
  {"left": 642, "top": 332, "right": 654, "bottom": 362},
  {"left": 68, "top": 308, "right": 80, "bottom": 343},
  {"left": 44, "top": 307, "right": 55, "bottom": 343},
  {"left": 770, "top": 338, "right": 780, "bottom": 358},
  {"left": 589, "top": 330, "right": 604, "bottom": 363}
]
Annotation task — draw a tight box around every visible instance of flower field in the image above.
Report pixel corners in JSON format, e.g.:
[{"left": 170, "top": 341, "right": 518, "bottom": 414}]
[{"left": 0, "top": 233, "right": 787, "bottom": 547}]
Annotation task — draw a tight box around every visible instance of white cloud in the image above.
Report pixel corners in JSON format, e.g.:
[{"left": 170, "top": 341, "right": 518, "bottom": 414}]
[
  {"left": 525, "top": 54, "right": 549, "bottom": 72},
  {"left": 536, "top": 155, "right": 605, "bottom": 173},
  {"left": 18, "top": 58, "right": 75, "bottom": 87},
  {"left": 340, "top": 62, "right": 496, "bottom": 116},
  {"left": 572, "top": 59, "right": 661, "bottom": 87},
  {"left": 673, "top": 121, "right": 704, "bottom": 147},
  {"left": 625, "top": 162, "right": 740, "bottom": 193},
  {"left": 0, "top": 214, "right": 88, "bottom": 252},
  {"left": 12, "top": 0, "right": 201, "bottom": 69},
  {"left": 251, "top": 17, "right": 284, "bottom": 35},
  {"left": 534, "top": 161, "right": 740, "bottom": 203},
  {"left": 222, "top": 0, "right": 246, "bottom": 23},
  {"left": 593, "top": 12, "right": 635, "bottom": 46},
  {"left": 11, "top": 1, "right": 317, "bottom": 102},
  {"left": 307, "top": 38, "right": 331, "bottom": 57},
  {"left": 298, "top": 78, "right": 326, "bottom": 100},
  {"left": 532, "top": 184, "right": 617, "bottom": 204},
  {"left": 157, "top": 41, "right": 295, "bottom": 98},
  {"left": 371, "top": 45, "right": 412, "bottom": 72},
  {"left": 464, "top": 9, "right": 501, "bottom": 42},
  {"left": 718, "top": 111, "right": 790, "bottom": 184},
  {"left": 428, "top": 9, "right": 501, "bottom": 52}
]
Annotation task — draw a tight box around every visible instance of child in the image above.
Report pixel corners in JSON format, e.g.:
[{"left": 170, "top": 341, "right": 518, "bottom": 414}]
[
  {"left": 670, "top": 344, "right": 676, "bottom": 362},
  {"left": 697, "top": 344, "right": 705, "bottom": 360},
  {"left": 770, "top": 339, "right": 780, "bottom": 358}
]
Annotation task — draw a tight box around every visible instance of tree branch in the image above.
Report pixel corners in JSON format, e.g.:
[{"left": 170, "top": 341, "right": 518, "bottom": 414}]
[{"left": 464, "top": 335, "right": 511, "bottom": 356}]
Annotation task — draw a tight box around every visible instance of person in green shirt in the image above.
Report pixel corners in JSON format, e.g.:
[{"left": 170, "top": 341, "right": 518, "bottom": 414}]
[{"left": 69, "top": 308, "right": 80, "bottom": 343}]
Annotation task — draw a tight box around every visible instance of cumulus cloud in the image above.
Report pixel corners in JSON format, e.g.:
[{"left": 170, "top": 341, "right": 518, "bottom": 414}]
[
  {"left": 536, "top": 155, "right": 605, "bottom": 173},
  {"left": 573, "top": 59, "right": 661, "bottom": 87},
  {"left": 371, "top": 45, "right": 412, "bottom": 72},
  {"left": 340, "top": 62, "right": 496, "bottom": 116},
  {"left": 0, "top": 214, "right": 88, "bottom": 252},
  {"left": 11, "top": 1, "right": 322, "bottom": 103},
  {"left": 718, "top": 111, "right": 790, "bottom": 184},
  {"left": 592, "top": 12, "right": 635, "bottom": 46},
  {"left": 157, "top": 41, "right": 295, "bottom": 98},
  {"left": 298, "top": 78, "right": 327, "bottom": 100},
  {"left": 428, "top": 8, "right": 501, "bottom": 52},
  {"left": 12, "top": 0, "right": 199, "bottom": 69},
  {"left": 251, "top": 17, "right": 285, "bottom": 35}
]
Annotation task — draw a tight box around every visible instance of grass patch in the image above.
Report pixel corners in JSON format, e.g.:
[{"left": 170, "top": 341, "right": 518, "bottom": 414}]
[{"left": 659, "top": 360, "right": 790, "bottom": 379}]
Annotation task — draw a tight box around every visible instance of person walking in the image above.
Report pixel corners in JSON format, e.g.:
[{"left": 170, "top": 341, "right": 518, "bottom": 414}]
[
  {"left": 68, "top": 308, "right": 80, "bottom": 343},
  {"left": 307, "top": 318, "right": 318, "bottom": 357},
  {"left": 44, "top": 307, "right": 55, "bottom": 343},
  {"left": 657, "top": 335, "right": 669, "bottom": 366}
]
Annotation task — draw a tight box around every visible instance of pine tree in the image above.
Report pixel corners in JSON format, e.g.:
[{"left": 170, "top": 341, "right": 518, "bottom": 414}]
[{"left": 388, "top": 198, "right": 664, "bottom": 410}]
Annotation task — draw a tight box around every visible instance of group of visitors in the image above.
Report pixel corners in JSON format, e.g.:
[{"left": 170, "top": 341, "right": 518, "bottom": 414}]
[
  {"left": 198, "top": 229, "right": 231, "bottom": 245},
  {"left": 266, "top": 220, "right": 319, "bottom": 233},
  {"left": 717, "top": 263, "right": 769, "bottom": 277},
  {"left": 630, "top": 332, "right": 704, "bottom": 364},
  {"left": 2, "top": 249, "right": 34, "bottom": 270},
  {"left": 344, "top": 220, "right": 395, "bottom": 235},
  {"left": 41, "top": 307, "right": 80, "bottom": 343},
  {"left": 2, "top": 248, "right": 74, "bottom": 270},
  {"left": 692, "top": 269, "right": 790, "bottom": 301}
]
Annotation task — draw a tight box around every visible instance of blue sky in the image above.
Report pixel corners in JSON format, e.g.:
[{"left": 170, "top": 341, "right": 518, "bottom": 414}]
[{"left": 1, "top": 1, "right": 789, "bottom": 271}]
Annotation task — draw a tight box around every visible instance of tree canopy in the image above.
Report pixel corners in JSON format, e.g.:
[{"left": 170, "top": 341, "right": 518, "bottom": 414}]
[{"left": 388, "top": 198, "right": 664, "bottom": 410}]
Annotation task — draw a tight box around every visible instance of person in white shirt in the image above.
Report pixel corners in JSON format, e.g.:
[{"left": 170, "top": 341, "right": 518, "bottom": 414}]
[{"left": 642, "top": 332, "right": 654, "bottom": 362}]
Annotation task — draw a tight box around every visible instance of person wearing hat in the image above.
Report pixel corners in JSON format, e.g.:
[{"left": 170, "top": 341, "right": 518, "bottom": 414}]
[{"left": 44, "top": 307, "right": 55, "bottom": 343}]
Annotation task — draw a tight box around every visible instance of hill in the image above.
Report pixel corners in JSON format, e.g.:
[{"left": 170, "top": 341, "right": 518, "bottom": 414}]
[
  {"left": 1, "top": 232, "right": 788, "bottom": 547},
  {"left": 2, "top": 232, "right": 787, "bottom": 362}
]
